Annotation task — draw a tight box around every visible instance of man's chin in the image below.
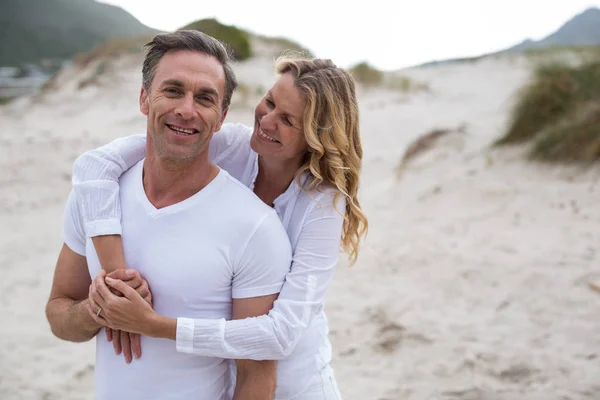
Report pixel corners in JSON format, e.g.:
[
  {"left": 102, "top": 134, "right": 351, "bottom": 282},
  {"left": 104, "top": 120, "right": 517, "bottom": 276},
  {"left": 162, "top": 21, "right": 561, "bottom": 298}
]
[{"left": 156, "top": 141, "right": 207, "bottom": 161}]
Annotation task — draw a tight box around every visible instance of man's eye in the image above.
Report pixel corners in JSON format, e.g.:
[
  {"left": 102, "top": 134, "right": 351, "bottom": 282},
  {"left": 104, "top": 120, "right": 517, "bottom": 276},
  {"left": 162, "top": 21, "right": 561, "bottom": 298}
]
[
  {"left": 266, "top": 99, "right": 275, "bottom": 107},
  {"left": 165, "top": 88, "right": 181, "bottom": 95}
]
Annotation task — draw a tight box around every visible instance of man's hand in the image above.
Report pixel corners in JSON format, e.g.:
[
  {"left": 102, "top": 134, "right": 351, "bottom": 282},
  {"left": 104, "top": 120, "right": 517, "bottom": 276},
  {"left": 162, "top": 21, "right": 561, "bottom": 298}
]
[
  {"left": 104, "top": 328, "right": 141, "bottom": 364},
  {"left": 102, "top": 269, "right": 152, "bottom": 363},
  {"left": 107, "top": 269, "right": 152, "bottom": 305}
]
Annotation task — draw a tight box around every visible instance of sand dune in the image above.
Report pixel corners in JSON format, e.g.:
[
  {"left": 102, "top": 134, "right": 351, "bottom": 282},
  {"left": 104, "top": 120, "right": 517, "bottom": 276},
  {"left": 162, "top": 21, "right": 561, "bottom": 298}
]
[{"left": 0, "top": 52, "right": 598, "bottom": 400}]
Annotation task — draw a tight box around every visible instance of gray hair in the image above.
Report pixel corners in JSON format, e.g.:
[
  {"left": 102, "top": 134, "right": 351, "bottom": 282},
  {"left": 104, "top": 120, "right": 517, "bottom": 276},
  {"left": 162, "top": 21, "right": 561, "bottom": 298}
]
[{"left": 142, "top": 30, "right": 237, "bottom": 111}]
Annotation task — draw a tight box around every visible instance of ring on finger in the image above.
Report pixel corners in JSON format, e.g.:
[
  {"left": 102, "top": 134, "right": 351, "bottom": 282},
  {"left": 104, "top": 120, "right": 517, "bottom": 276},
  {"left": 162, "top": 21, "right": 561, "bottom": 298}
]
[{"left": 96, "top": 307, "right": 103, "bottom": 316}]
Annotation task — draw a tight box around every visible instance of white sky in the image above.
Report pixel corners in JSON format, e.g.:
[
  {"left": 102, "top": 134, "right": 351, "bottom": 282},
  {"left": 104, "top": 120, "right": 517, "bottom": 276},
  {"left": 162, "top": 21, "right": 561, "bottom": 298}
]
[{"left": 99, "top": 0, "right": 600, "bottom": 71}]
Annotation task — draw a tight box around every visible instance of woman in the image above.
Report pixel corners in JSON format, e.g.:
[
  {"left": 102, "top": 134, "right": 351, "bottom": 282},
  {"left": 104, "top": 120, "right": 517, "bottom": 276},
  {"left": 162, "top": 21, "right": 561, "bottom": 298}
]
[{"left": 77, "top": 55, "right": 367, "bottom": 399}]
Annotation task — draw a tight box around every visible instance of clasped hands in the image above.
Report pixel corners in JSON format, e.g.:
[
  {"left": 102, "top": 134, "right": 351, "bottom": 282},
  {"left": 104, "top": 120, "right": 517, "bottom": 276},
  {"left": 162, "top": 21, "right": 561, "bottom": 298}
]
[{"left": 86, "top": 269, "right": 154, "bottom": 363}]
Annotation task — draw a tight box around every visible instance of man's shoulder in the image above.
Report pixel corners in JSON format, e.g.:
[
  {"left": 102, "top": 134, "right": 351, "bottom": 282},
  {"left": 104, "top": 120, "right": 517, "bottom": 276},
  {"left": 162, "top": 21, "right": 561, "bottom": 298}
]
[
  {"left": 218, "top": 171, "right": 274, "bottom": 217},
  {"left": 120, "top": 159, "right": 144, "bottom": 187}
]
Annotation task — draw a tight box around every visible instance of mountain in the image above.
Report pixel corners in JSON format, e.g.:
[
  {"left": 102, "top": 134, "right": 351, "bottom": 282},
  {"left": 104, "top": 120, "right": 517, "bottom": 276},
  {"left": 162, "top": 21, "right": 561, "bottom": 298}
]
[
  {"left": 506, "top": 7, "right": 600, "bottom": 52},
  {"left": 0, "top": 0, "right": 159, "bottom": 67}
]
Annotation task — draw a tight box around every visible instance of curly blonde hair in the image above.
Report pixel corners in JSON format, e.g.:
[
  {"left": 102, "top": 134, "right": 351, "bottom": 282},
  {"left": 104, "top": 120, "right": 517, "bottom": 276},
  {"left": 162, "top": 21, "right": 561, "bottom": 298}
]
[{"left": 275, "top": 55, "right": 368, "bottom": 265}]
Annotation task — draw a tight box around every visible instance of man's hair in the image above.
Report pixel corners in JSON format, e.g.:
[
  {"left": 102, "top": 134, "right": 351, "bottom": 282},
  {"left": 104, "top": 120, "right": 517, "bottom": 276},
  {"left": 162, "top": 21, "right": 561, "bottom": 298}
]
[{"left": 141, "top": 30, "right": 238, "bottom": 111}]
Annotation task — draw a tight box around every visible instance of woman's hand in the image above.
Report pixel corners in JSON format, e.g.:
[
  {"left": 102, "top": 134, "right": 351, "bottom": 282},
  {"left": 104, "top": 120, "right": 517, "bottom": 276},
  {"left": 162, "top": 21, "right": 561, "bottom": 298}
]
[
  {"left": 102, "top": 269, "right": 153, "bottom": 362},
  {"left": 87, "top": 273, "right": 156, "bottom": 336}
]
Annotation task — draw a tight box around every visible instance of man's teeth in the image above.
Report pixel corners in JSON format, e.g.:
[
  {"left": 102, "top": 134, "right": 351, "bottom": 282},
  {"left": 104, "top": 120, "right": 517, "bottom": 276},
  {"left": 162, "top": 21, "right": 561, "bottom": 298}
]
[
  {"left": 168, "top": 125, "right": 196, "bottom": 135},
  {"left": 259, "top": 129, "right": 277, "bottom": 142}
]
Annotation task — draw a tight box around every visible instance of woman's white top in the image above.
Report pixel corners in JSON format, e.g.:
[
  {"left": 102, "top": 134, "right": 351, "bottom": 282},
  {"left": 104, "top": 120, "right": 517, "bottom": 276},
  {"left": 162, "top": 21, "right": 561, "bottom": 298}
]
[{"left": 72, "top": 123, "right": 345, "bottom": 399}]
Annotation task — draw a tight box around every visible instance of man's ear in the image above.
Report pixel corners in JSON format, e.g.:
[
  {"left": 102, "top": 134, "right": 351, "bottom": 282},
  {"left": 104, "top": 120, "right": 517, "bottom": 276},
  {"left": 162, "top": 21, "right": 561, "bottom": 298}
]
[
  {"left": 139, "top": 87, "right": 149, "bottom": 115},
  {"left": 215, "top": 108, "right": 229, "bottom": 132}
]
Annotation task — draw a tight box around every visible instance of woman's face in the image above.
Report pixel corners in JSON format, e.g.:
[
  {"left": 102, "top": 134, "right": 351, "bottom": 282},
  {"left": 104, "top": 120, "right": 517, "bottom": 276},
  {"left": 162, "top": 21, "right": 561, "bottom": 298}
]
[{"left": 250, "top": 73, "right": 309, "bottom": 165}]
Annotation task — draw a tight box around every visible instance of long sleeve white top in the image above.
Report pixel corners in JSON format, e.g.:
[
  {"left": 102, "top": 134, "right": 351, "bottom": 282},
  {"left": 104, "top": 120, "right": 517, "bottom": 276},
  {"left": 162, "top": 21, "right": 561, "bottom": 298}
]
[{"left": 72, "top": 123, "right": 345, "bottom": 399}]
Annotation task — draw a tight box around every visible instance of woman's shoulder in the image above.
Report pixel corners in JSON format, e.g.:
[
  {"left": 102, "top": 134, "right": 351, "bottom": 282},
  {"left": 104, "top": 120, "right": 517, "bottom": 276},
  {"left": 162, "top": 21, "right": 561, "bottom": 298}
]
[
  {"left": 215, "top": 122, "right": 252, "bottom": 144},
  {"left": 295, "top": 175, "right": 346, "bottom": 212}
]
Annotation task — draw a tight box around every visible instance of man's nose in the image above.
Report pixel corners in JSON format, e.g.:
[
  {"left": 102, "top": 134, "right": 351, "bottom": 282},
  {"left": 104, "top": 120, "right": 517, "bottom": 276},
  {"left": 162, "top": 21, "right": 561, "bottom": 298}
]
[{"left": 174, "top": 94, "right": 195, "bottom": 120}]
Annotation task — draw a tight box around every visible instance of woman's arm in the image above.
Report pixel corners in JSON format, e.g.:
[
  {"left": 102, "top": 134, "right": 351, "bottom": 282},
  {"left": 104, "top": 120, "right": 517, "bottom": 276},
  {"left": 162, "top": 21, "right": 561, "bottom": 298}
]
[
  {"left": 72, "top": 134, "right": 146, "bottom": 272},
  {"left": 72, "top": 124, "right": 246, "bottom": 238},
  {"left": 176, "top": 191, "right": 346, "bottom": 360},
  {"left": 71, "top": 124, "right": 248, "bottom": 272},
  {"left": 72, "top": 134, "right": 146, "bottom": 242}
]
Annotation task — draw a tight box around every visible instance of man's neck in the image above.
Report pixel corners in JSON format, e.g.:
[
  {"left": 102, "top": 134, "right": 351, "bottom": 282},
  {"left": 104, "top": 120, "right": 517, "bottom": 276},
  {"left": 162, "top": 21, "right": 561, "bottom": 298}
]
[{"left": 142, "top": 151, "right": 219, "bottom": 209}]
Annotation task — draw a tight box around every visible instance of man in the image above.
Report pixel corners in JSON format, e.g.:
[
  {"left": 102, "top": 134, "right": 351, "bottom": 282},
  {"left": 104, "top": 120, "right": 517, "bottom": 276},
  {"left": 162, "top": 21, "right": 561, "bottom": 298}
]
[{"left": 45, "top": 30, "right": 292, "bottom": 400}]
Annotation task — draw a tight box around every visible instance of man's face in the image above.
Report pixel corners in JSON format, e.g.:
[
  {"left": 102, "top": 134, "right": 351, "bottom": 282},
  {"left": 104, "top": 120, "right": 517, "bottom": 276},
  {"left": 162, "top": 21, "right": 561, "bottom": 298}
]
[{"left": 140, "top": 50, "right": 228, "bottom": 161}]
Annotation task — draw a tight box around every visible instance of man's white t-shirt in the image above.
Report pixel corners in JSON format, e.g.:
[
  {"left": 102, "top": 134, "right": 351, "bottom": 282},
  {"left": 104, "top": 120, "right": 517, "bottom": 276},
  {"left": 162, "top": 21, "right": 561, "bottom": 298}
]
[{"left": 62, "top": 160, "right": 292, "bottom": 400}]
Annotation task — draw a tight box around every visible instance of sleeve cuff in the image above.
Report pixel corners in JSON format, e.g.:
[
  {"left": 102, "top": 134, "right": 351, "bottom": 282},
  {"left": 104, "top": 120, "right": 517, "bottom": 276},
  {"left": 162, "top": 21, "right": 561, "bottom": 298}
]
[
  {"left": 232, "top": 282, "right": 284, "bottom": 299},
  {"left": 176, "top": 318, "right": 226, "bottom": 355},
  {"left": 84, "top": 219, "right": 122, "bottom": 238},
  {"left": 176, "top": 318, "right": 195, "bottom": 353}
]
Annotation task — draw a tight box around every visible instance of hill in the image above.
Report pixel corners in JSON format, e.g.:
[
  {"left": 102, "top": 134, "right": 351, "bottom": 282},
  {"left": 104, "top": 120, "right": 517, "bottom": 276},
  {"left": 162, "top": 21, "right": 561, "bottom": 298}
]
[
  {"left": 506, "top": 7, "right": 600, "bottom": 52},
  {"left": 0, "top": 0, "right": 158, "bottom": 67},
  {"left": 413, "top": 7, "right": 600, "bottom": 69}
]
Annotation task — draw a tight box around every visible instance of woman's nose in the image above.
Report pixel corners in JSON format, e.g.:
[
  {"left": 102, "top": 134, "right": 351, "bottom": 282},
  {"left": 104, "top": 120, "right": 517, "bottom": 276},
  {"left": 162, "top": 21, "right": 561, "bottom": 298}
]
[{"left": 260, "top": 112, "right": 276, "bottom": 130}]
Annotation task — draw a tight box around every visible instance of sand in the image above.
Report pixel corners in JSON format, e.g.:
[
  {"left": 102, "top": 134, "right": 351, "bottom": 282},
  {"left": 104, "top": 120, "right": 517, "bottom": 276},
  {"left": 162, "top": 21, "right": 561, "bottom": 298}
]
[{"left": 0, "top": 51, "right": 599, "bottom": 400}]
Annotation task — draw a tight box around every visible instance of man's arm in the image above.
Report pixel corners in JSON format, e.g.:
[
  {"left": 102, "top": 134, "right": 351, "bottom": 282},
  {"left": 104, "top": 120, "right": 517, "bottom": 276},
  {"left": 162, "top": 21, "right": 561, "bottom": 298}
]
[
  {"left": 45, "top": 244, "right": 102, "bottom": 342},
  {"left": 232, "top": 294, "right": 279, "bottom": 400},
  {"left": 229, "top": 211, "right": 291, "bottom": 399}
]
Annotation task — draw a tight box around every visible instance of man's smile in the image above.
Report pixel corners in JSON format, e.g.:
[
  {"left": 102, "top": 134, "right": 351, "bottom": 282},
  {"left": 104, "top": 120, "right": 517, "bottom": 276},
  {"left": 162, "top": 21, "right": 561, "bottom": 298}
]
[{"left": 166, "top": 124, "right": 198, "bottom": 136}]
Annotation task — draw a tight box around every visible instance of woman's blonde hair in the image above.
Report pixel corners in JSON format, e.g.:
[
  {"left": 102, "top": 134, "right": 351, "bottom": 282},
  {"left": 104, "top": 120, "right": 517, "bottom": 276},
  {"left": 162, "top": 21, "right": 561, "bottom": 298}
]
[{"left": 275, "top": 55, "right": 368, "bottom": 265}]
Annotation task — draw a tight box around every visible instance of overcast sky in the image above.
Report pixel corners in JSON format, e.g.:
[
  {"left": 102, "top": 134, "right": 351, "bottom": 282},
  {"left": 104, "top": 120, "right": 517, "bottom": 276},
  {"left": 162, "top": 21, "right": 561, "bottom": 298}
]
[{"left": 99, "top": 0, "right": 600, "bottom": 70}]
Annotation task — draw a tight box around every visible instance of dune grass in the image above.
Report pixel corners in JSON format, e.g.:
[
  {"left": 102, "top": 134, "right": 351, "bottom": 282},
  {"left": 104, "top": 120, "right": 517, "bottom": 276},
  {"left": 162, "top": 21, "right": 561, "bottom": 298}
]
[
  {"left": 530, "top": 104, "right": 600, "bottom": 163},
  {"left": 0, "top": 97, "right": 14, "bottom": 105},
  {"left": 349, "top": 62, "right": 430, "bottom": 92},
  {"left": 387, "top": 74, "right": 430, "bottom": 93},
  {"left": 495, "top": 58, "right": 600, "bottom": 163},
  {"left": 260, "top": 36, "right": 314, "bottom": 58},
  {"left": 523, "top": 45, "right": 600, "bottom": 64},
  {"left": 349, "top": 61, "right": 383, "bottom": 86},
  {"left": 181, "top": 19, "right": 252, "bottom": 61},
  {"left": 73, "top": 34, "right": 154, "bottom": 66}
]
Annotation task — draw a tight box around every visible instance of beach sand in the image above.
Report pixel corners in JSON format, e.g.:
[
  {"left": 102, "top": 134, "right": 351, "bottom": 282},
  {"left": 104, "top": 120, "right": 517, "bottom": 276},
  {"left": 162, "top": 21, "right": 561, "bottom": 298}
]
[{"left": 0, "top": 51, "right": 598, "bottom": 399}]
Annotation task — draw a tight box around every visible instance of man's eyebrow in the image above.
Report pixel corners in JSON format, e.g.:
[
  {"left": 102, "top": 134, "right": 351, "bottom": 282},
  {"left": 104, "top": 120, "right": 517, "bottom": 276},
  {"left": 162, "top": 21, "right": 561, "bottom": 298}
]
[
  {"left": 161, "top": 79, "right": 219, "bottom": 98},
  {"left": 196, "top": 87, "right": 219, "bottom": 97},
  {"left": 161, "top": 79, "right": 184, "bottom": 87}
]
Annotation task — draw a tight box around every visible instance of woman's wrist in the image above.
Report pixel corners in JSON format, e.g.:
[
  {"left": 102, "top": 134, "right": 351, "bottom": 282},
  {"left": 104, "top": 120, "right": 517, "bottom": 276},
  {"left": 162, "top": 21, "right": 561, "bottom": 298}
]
[{"left": 145, "top": 313, "right": 177, "bottom": 341}]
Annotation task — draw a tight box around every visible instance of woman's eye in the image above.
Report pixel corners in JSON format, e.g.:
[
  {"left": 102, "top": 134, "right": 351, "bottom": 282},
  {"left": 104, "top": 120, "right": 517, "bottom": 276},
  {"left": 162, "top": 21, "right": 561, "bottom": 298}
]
[
  {"left": 266, "top": 99, "right": 275, "bottom": 107},
  {"left": 283, "top": 117, "right": 292, "bottom": 127}
]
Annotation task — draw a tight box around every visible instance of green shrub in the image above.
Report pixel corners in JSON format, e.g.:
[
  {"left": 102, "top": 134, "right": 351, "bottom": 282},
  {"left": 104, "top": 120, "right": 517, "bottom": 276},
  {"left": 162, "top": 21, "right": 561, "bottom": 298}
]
[
  {"left": 0, "top": 97, "right": 14, "bottom": 105},
  {"left": 495, "top": 58, "right": 600, "bottom": 164},
  {"left": 530, "top": 105, "right": 600, "bottom": 163},
  {"left": 181, "top": 19, "right": 252, "bottom": 61},
  {"left": 387, "top": 74, "right": 430, "bottom": 93},
  {"left": 495, "top": 60, "right": 600, "bottom": 145},
  {"left": 349, "top": 61, "right": 383, "bottom": 86},
  {"left": 266, "top": 37, "right": 313, "bottom": 58}
]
